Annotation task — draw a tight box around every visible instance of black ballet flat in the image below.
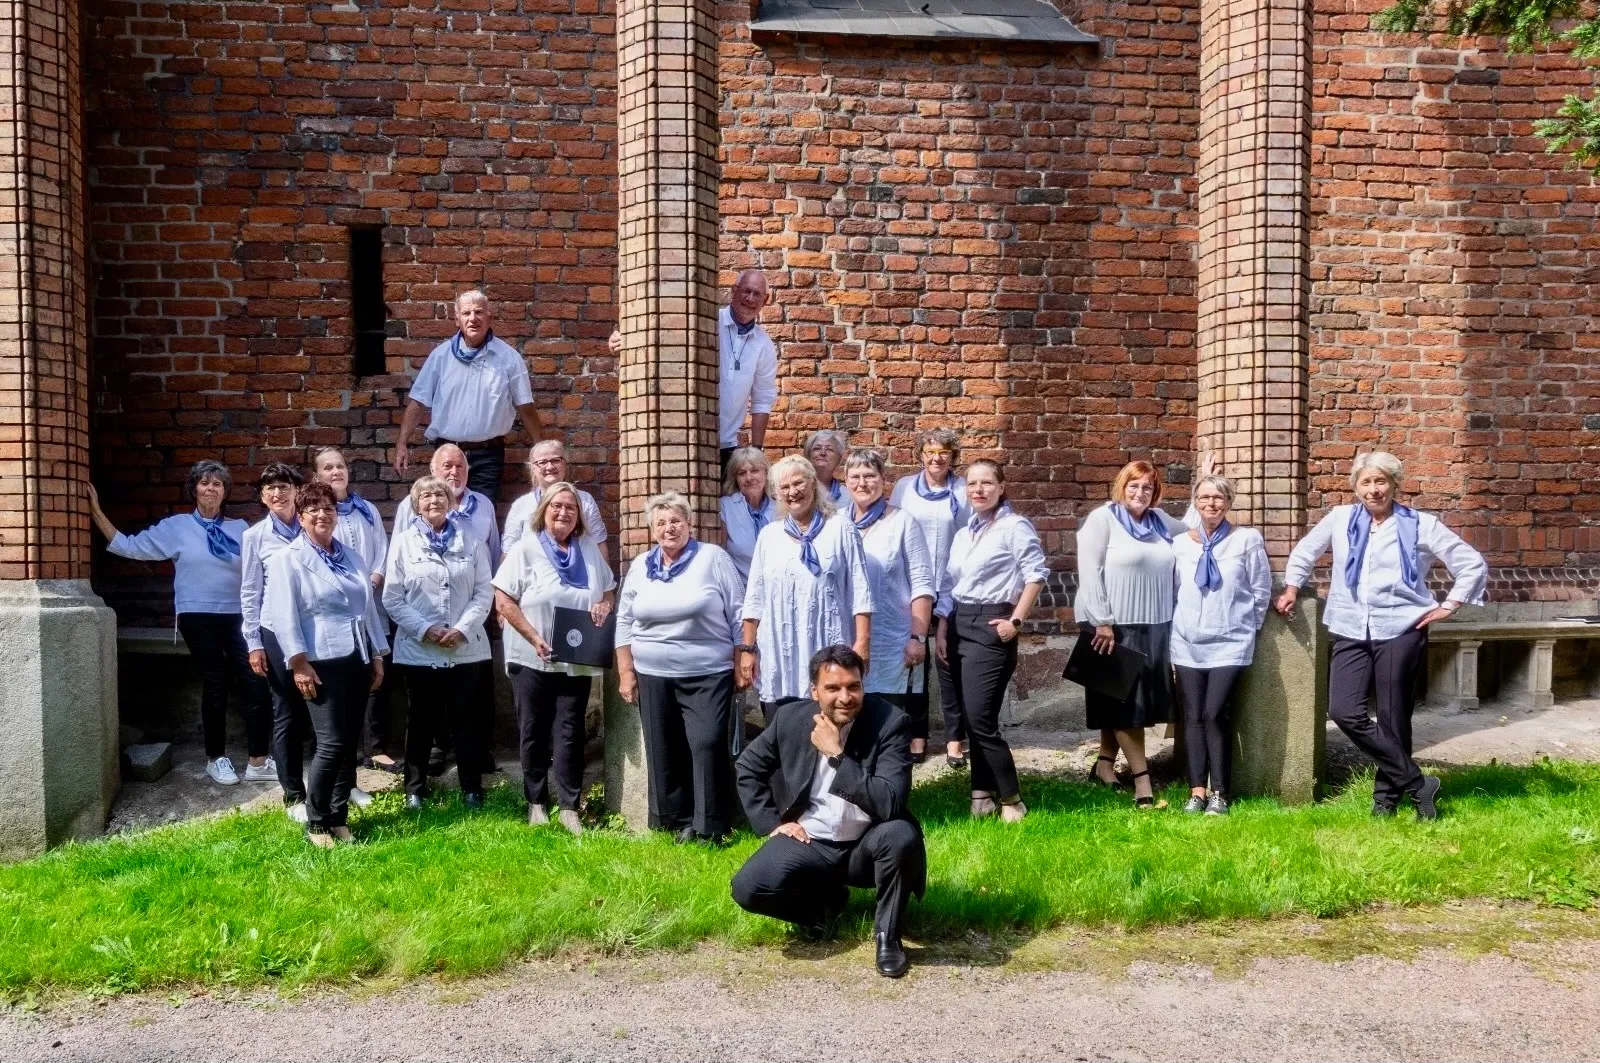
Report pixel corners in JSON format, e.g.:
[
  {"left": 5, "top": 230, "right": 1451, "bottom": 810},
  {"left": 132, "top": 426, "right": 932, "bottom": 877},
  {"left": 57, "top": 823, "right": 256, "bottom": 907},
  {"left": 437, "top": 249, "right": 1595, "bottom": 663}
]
[
  {"left": 945, "top": 753, "right": 967, "bottom": 770},
  {"left": 910, "top": 748, "right": 927, "bottom": 765}
]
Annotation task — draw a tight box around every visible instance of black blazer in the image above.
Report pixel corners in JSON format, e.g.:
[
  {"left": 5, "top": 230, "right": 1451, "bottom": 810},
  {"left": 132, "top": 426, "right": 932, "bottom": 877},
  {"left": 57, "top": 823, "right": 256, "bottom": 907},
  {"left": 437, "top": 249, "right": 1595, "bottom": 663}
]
[{"left": 735, "top": 695, "right": 921, "bottom": 841}]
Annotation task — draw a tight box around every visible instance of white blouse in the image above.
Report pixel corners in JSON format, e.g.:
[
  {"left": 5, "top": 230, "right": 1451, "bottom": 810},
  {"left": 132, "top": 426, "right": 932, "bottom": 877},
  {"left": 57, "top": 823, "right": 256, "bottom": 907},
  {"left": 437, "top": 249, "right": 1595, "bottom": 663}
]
[
  {"left": 857, "top": 509, "right": 935, "bottom": 695},
  {"left": 615, "top": 543, "right": 744, "bottom": 678},
  {"left": 392, "top": 489, "right": 502, "bottom": 570},
  {"left": 240, "top": 517, "right": 300, "bottom": 652},
  {"left": 382, "top": 522, "right": 494, "bottom": 668},
  {"left": 492, "top": 534, "right": 616, "bottom": 677},
  {"left": 719, "top": 491, "right": 775, "bottom": 583},
  {"left": 889, "top": 472, "right": 970, "bottom": 584},
  {"left": 333, "top": 497, "right": 389, "bottom": 579},
  {"left": 936, "top": 509, "right": 1051, "bottom": 618},
  {"left": 741, "top": 512, "right": 874, "bottom": 704},
  {"left": 1073, "top": 503, "right": 1192, "bottom": 628},
  {"left": 502, "top": 486, "right": 608, "bottom": 554},
  {"left": 1170, "top": 526, "right": 1274, "bottom": 668},
  {"left": 1284, "top": 504, "right": 1488, "bottom": 642},
  {"left": 109, "top": 513, "right": 249, "bottom": 617}
]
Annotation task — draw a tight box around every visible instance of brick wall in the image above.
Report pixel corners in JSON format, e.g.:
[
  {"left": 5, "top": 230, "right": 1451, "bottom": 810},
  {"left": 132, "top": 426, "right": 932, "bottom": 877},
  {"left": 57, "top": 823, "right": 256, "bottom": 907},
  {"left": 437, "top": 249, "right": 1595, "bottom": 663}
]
[{"left": 1309, "top": 0, "right": 1600, "bottom": 597}]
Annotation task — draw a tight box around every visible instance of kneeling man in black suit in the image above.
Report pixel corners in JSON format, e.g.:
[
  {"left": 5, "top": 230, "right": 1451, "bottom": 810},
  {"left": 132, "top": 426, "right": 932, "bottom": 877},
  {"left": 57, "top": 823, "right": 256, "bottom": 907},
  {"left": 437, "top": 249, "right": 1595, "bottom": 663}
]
[{"left": 731, "top": 644, "right": 926, "bottom": 978}]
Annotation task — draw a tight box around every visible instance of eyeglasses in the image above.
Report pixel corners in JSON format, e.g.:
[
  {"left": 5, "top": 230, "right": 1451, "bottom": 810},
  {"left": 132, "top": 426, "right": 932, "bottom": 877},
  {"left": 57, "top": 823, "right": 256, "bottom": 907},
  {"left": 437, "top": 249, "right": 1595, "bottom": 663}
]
[
  {"left": 301, "top": 504, "right": 335, "bottom": 516},
  {"left": 531, "top": 459, "right": 564, "bottom": 469},
  {"left": 922, "top": 448, "right": 952, "bottom": 458},
  {"left": 262, "top": 483, "right": 295, "bottom": 493}
]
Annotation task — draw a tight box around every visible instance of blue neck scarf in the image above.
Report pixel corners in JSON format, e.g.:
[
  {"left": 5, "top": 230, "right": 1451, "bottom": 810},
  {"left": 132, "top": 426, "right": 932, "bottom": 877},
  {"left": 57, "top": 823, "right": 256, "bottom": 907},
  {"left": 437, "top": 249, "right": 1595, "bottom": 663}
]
[
  {"left": 785, "top": 510, "right": 826, "bottom": 577},
  {"left": 745, "top": 496, "right": 773, "bottom": 537},
  {"left": 914, "top": 471, "right": 960, "bottom": 518},
  {"left": 1111, "top": 503, "right": 1172, "bottom": 544},
  {"left": 825, "top": 479, "right": 844, "bottom": 504},
  {"left": 1194, "top": 520, "right": 1232, "bottom": 591},
  {"left": 734, "top": 317, "right": 757, "bottom": 337},
  {"left": 309, "top": 537, "right": 357, "bottom": 578},
  {"left": 450, "top": 329, "right": 494, "bottom": 366},
  {"left": 192, "top": 511, "right": 241, "bottom": 562},
  {"left": 968, "top": 503, "right": 1012, "bottom": 538},
  {"left": 646, "top": 538, "right": 700, "bottom": 582},
  {"left": 413, "top": 515, "right": 457, "bottom": 556},
  {"left": 338, "top": 493, "right": 377, "bottom": 526},
  {"left": 449, "top": 491, "right": 478, "bottom": 524},
  {"left": 852, "top": 498, "right": 888, "bottom": 532},
  {"left": 1346, "top": 503, "right": 1420, "bottom": 595},
  {"left": 269, "top": 514, "right": 301, "bottom": 544},
  {"left": 539, "top": 530, "right": 589, "bottom": 589}
]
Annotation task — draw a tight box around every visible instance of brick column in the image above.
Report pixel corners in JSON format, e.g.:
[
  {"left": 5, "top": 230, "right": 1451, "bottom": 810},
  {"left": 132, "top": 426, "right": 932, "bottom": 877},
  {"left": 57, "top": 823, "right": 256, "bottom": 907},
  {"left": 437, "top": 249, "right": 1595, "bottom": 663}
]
[
  {"left": 1196, "top": 0, "right": 1324, "bottom": 803},
  {"left": 606, "top": 0, "right": 722, "bottom": 829},
  {"left": 0, "top": 0, "right": 120, "bottom": 860}
]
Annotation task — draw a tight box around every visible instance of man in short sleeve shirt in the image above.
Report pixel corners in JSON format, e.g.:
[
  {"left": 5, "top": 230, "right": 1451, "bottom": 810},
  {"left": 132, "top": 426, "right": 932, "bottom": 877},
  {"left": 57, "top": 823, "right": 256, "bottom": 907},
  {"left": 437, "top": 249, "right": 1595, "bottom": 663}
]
[{"left": 394, "top": 289, "right": 557, "bottom": 500}]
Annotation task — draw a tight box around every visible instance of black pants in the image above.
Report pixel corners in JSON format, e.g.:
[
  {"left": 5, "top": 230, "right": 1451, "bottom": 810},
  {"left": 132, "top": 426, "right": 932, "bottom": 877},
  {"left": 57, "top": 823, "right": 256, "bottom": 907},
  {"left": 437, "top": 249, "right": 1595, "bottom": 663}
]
[
  {"left": 262, "top": 629, "right": 312, "bottom": 804},
  {"left": 363, "top": 640, "right": 394, "bottom": 761},
  {"left": 903, "top": 656, "right": 965, "bottom": 745},
  {"left": 1329, "top": 628, "right": 1429, "bottom": 807},
  {"left": 760, "top": 696, "right": 805, "bottom": 728},
  {"left": 510, "top": 664, "right": 590, "bottom": 810},
  {"left": 303, "top": 652, "right": 373, "bottom": 831},
  {"left": 639, "top": 671, "right": 735, "bottom": 837},
  {"left": 402, "top": 661, "right": 489, "bottom": 799},
  {"left": 177, "top": 612, "right": 270, "bottom": 761},
  {"left": 947, "top": 604, "right": 1020, "bottom": 800},
  {"left": 439, "top": 438, "right": 505, "bottom": 501},
  {"left": 731, "top": 820, "right": 924, "bottom": 939},
  {"left": 1175, "top": 664, "right": 1244, "bottom": 794}
]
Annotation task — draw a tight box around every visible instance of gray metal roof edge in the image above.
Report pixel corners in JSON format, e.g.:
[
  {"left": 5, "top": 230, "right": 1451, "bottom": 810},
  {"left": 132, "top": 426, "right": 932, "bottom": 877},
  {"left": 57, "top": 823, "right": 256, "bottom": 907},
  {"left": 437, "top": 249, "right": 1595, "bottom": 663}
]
[{"left": 747, "top": 18, "right": 1101, "bottom": 45}]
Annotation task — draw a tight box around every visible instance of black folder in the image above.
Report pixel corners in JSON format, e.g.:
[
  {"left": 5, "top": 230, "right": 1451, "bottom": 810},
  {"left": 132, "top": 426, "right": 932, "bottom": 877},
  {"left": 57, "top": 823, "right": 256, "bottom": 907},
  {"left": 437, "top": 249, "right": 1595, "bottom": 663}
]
[
  {"left": 552, "top": 606, "right": 617, "bottom": 669},
  {"left": 1062, "top": 627, "right": 1147, "bottom": 701}
]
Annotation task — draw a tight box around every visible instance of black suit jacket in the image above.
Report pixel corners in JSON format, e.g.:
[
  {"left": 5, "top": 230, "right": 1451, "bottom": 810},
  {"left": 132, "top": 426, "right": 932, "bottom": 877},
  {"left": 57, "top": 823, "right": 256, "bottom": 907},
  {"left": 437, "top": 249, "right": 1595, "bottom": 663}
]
[{"left": 736, "top": 697, "right": 924, "bottom": 893}]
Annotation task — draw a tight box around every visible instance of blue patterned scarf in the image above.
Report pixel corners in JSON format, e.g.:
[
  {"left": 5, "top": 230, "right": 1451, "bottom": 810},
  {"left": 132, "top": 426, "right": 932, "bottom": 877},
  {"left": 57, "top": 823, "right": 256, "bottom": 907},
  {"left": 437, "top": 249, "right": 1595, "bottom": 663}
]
[
  {"left": 539, "top": 530, "right": 589, "bottom": 589},
  {"left": 745, "top": 496, "right": 773, "bottom": 537},
  {"left": 1194, "top": 520, "right": 1231, "bottom": 591},
  {"left": 852, "top": 498, "right": 888, "bottom": 532},
  {"left": 785, "top": 511, "right": 826, "bottom": 577},
  {"left": 450, "top": 329, "right": 494, "bottom": 366},
  {"left": 338, "top": 493, "right": 377, "bottom": 526},
  {"left": 1346, "top": 503, "right": 1420, "bottom": 595},
  {"left": 309, "top": 537, "right": 358, "bottom": 578},
  {"left": 413, "top": 515, "right": 457, "bottom": 556},
  {"left": 1111, "top": 502, "right": 1172, "bottom": 544},
  {"left": 646, "top": 538, "right": 700, "bottom": 582},
  {"left": 449, "top": 491, "right": 479, "bottom": 524},
  {"left": 913, "top": 471, "right": 960, "bottom": 518},
  {"left": 269, "top": 514, "right": 300, "bottom": 544},
  {"left": 192, "top": 511, "right": 241, "bottom": 561}
]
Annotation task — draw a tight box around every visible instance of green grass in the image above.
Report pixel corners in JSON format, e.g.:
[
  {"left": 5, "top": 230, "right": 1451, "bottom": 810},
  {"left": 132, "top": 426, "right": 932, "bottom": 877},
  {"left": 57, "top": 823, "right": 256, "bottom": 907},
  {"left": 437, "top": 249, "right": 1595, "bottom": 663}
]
[{"left": 2, "top": 761, "right": 1599, "bottom": 994}]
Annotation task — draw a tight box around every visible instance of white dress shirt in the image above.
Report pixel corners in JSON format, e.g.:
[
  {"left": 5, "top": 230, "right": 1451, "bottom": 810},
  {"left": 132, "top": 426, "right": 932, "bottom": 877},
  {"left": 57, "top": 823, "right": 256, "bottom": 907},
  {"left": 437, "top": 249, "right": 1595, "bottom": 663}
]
[
  {"left": 741, "top": 512, "right": 874, "bottom": 704},
  {"left": 936, "top": 509, "right": 1051, "bottom": 618},
  {"left": 382, "top": 521, "right": 494, "bottom": 667},
  {"left": 492, "top": 534, "right": 616, "bottom": 677},
  {"left": 261, "top": 537, "right": 391, "bottom": 667},
  {"left": 1072, "top": 503, "right": 1193, "bottom": 627},
  {"left": 718, "top": 306, "right": 779, "bottom": 450},
  {"left": 719, "top": 491, "right": 774, "bottom": 583},
  {"left": 615, "top": 543, "right": 743, "bottom": 678},
  {"left": 1170, "top": 525, "right": 1274, "bottom": 668},
  {"left": 109, "top": 513, "right": 249, "bottom": 616},
  {"left": 502, "top": 486, "right": 607, "bottom": 553},
  {"left": 240, "top": 517, "right": 300, "bottom": 652},
  {"left": 392, "top": 489, "right": 502, "bottom": 570},
  {"left": 797, "top": 719, "right": 871, "bottom": 842},
  {"left": 333, "top": 497, "right": 390, "bottom": 579},
  {"left": 858, "top": 509, "right": 935, "bottom": 695},
  {"left": 409, "top": 333, "right": 535, "bottom": 443},
  {"left": 1284, "top": 504, "right": 1488, "bottom": 642},
  {"left": 890, "top": 472, "right": 970, "bottom": 589}
]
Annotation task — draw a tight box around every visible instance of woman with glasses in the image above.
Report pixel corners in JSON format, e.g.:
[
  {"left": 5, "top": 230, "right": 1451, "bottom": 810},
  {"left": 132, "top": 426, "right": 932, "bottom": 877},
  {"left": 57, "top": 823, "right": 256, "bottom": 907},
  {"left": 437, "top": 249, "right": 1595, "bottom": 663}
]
[{"left": 502, "top": 439, "right": 607, "bottom": 553}]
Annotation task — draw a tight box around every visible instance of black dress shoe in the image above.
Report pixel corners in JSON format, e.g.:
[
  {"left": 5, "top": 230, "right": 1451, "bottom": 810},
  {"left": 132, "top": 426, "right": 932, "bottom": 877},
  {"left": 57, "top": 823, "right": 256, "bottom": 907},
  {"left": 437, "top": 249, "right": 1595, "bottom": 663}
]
[
  {"left": 404, "top": 794, "right": 424, "bottom": 811},
  {"left": 875, "top": 932, "right": 908, "bottom": 978},
  {"left": 673, "top": 826, "right": 697, "bottom": 845},
  {"left": 463, "top": 792, "right": 485, "bottom": 811},
  {"left": 946, "top": 754, "right": 967, "bottom": 770},
  {"left": 1413, "top": 775, "right": 1441, "bottom": 821}
]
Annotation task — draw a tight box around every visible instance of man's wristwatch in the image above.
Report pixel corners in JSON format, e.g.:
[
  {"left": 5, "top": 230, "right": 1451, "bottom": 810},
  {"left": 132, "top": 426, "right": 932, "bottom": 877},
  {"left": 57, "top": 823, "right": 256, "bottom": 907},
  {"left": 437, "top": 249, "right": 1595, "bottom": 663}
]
[
  {"left": 827, "top": 754, "right": 843, "bottom": 768},
  {"left": 1009, "top": 615, "right": 1026, "bottom": 627},
  {"left": 735, "top": 643, "right": 758, "bottom": 654}
]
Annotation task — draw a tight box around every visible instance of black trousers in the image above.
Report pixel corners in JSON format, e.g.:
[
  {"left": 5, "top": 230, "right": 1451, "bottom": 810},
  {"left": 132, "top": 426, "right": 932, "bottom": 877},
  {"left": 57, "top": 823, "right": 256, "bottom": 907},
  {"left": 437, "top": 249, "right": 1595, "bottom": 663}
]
[
  {"left": 363, "top": 635, "right": 394, "bottom": 760},
  {"left": 510, "top": 664, "right": 591, "bottom": 810},
  {"left": 903, "top": 656, "right": 966, "bottom": 745},
  {"left": 1175, "top": 665, "right": 1244, "bottom": 794},
  {"left": 262, "top": 629, "right": 312, "bottom": 804},
  {"left": 177, "top": 612, "right": 270, "bottom": 761},
  {"left": 401, "top": 661, "right": 489, "bottom": 799},
  {"left": 947, "top": 603, "right": 1020, "bottom": 799},
  {"left": 731, "top": 820, "right": 925, "bottom": 939},
  {"left": 759, "top": 696, "right": 805, "bottom": 728},
  {"left": 303, "top": 652, "right": 373, "bottom": 831},
  {"left": 438, "top": 437, "right": 506, "bottom": 501},
  {"left": 1329, "top": 628, "right": 1429, "bottom": 807},
  {"left": 639, "top": 671, "right": 736, "bottom": 837}
]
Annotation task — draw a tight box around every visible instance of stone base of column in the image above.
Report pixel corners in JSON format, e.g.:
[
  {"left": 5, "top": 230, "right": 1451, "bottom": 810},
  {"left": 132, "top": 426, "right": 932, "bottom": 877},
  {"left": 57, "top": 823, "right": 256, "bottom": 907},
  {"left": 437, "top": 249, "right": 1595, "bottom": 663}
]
[
  {"left": 602, "top": 669, "right": 651, "bottom": 831},
  {"left": 1231, "top": 596, "right": 1327, "bottom": 805},
  {"left": 0, "top": 580, "right": 119, "bottom": 861}
]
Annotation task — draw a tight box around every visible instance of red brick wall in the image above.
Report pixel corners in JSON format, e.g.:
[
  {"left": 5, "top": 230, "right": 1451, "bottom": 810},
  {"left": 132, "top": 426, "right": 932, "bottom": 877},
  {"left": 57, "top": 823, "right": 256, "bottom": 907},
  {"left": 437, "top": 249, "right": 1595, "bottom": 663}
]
[
  {"left": 720, "top": 0, "right": 1201, "bottom": 613},
  {"left": 1309, "top": 0, "right": 1600, "bottom": 597}
]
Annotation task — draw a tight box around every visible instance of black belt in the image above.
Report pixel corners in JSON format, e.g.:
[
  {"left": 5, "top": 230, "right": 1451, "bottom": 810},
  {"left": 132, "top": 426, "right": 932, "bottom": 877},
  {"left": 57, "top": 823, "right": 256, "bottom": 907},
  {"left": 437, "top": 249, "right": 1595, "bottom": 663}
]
[
  {"left": 437, "top": 437, "right": 505, "bottom": 451},
  {"left": 953, "top": 602, "right": 1013, "bottom": 617}
]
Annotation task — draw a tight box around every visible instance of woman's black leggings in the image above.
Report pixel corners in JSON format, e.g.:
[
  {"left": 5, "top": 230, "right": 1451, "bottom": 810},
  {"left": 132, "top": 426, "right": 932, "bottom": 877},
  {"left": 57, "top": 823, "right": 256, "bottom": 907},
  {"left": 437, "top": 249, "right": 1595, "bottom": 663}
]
[
  {"left": 1174, "top": 664, "right": 1244, "bottom": 794},
  {"left": 177, "top": 612, "right": 270, "bottom": 761}
]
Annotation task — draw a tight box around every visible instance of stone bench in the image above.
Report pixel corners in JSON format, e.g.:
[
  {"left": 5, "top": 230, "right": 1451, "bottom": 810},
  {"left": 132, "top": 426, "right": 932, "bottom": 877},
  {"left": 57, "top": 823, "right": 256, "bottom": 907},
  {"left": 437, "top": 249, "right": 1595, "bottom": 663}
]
[
  {"left": 1426, "top": 603, "right": 1600, "bottom": 712},
  {"left": 118, "top": 626, "right": 189, "bottom": 656}
]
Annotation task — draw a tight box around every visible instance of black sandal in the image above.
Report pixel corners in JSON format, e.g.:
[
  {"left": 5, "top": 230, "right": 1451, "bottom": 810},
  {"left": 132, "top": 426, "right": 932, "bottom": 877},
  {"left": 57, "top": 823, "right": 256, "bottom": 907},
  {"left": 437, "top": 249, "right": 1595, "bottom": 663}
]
[
  {"left": 1131, "top": 769, "right": 1168, "bottom": 810},
  {"left": 1089, "top": 754, "right": 1120, "bottom": 788}
]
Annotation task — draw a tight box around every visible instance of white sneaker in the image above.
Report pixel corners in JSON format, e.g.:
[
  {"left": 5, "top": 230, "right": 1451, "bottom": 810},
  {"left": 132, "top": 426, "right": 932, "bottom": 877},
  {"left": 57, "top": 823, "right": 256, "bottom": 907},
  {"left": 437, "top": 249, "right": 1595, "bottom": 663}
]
[
  {"left": 285, "top": 802, "right": 308, "bottom": 824},
  {"left": 206, "top": 757, "right": 240, "bottom": 785},
  {"left": 243, "top": 757, "right": 277, "bottom": 782},
  {"left": 349, "top": 787, "right": 374, "bottom": 808}
]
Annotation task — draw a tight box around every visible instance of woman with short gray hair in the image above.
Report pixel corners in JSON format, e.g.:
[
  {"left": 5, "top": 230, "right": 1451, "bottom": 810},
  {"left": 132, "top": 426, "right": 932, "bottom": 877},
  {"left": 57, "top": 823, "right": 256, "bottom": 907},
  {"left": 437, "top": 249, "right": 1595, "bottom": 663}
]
[
  {"left": 1276, "top": 451, "right": 1487, "bottom": 820},
  {"left": 803, "top": 429, "right": 850, "bottom": 505},
  {"left": 87, "top": 460, "right": 272, "bottom": 788},
  {"left": 1169, "top": 473, "right": 1272, "bottom": 815},
  {"left": 615, "top": 491, "right": 745, "bottom": 843}
]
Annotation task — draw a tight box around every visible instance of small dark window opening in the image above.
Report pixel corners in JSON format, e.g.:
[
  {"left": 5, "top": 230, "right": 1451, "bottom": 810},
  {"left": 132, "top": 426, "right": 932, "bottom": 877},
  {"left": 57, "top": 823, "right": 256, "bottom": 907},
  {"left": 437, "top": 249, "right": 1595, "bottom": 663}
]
[{"left": 350, "top": 227, "right": 387, "bottom": 377}]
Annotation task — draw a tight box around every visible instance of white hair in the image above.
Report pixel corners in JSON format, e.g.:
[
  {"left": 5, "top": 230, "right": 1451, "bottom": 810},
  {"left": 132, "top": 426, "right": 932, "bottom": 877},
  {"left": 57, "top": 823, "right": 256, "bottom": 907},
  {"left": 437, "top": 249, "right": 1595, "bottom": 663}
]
[
  {"left": 769, "top": 455, "right": 835, "bottom": 516},
  {"left": 1349, "top": 451, "right": 1404, "bottom": 489},
  {"left": 803, "top": 429, "right": 850, "bottom": 460},
  {"left": 645, "top": 491, "right": 693, "bottom": 526},
  {"left": 455, "top": 289, "right": 489, "bottom": 311},
  {"left": 1194, "top": 474, "right": 1235, "bottom": 506}
]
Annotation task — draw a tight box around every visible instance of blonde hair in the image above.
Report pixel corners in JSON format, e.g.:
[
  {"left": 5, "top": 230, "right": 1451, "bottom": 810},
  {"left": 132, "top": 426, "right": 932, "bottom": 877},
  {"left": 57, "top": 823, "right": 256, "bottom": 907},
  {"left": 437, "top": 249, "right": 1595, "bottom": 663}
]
[
  {"left": 769, "top": 455, "right": 835, "bottom": 516},
  {"left": 645, "top": 491, "right": 693, "bottom": 526},
  {"left": 529, "top": 481, "right": 588, "bottom": 540},
  {"left": 722, "top": 446, "right": 770, "bottom": 497}
]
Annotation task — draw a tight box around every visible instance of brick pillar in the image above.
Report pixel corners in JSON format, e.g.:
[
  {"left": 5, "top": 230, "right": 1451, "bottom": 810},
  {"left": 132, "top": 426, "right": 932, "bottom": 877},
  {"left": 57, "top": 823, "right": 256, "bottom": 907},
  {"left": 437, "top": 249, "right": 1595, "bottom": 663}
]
[
  {"left": 1196, "top": 0, "right": 1324, "bottom": 803},
  {"left": 606, "top": 0, "right": 722, "bottom": 829},
  {"left": 0, "top": 0, "right": 120, "bottom": 860}
]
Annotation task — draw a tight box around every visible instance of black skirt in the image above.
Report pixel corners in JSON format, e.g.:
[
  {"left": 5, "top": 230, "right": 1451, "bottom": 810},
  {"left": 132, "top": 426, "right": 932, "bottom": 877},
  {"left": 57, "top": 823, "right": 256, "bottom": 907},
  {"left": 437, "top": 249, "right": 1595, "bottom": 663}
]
[{"left": 1083, "top": 621, "right": 1175, "bottom": 730}]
